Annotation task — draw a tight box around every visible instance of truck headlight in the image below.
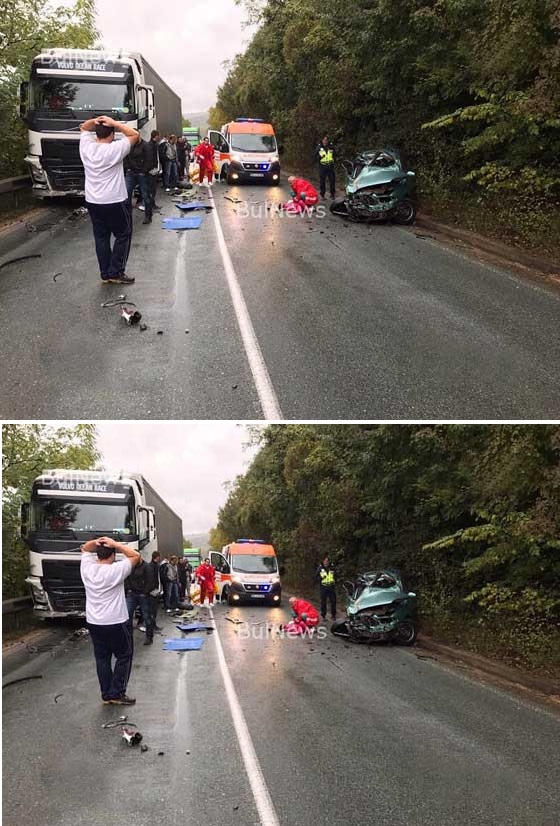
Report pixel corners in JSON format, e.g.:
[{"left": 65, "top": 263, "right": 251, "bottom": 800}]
[
  {"left": 29, "top": 165, "right": 46, "bottom": 183},
  {"left": 31, "top": 584, "right": 48, "bottom": 603}
]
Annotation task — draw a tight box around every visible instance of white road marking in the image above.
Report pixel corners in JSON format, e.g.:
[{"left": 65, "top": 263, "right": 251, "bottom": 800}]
[
  {"left": 207, "top": 185, "right": 283, "bottom": 419},
  {"left": 209, "top": 606, "right": 281, "bottom": 826}
]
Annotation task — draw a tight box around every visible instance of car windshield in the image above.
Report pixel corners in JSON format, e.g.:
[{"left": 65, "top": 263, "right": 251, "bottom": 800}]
[
  {"left": 31, "top": 499, "right": 135, "bottom": 538},
  {"left": 230, "top": 133, "right": 277, "bottom": 153},
  {"left": 30, "top": 78, "right": 134, "bottom": 115},
  {"left": 231, "top": 554, "right": 278, "bottom": 574}
]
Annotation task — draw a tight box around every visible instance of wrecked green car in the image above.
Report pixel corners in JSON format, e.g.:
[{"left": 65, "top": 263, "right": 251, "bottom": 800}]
[
  {"left": 330, "top": 149, "right": 417, "bottom": 224},
  {"left": 331, "top": 569, "right": 417, "bottom": 645}
]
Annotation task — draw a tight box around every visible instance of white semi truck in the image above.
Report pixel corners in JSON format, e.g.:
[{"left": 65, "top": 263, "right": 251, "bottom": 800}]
[
  {"left": 18, "top": 48, "right": 182, "bottom": 197},
  {"left": 21, "top": 469, "right": 183, "bottom": 619}
]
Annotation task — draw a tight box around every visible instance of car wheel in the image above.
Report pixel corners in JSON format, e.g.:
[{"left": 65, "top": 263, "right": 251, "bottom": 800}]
[
  {"left": 393, "top": 199, "right": 416, "bottom": 225},
  {"left": 394, "top": 621, "right": 417, "bottom": 645},
  {"left": 331, "top": 618, "right": 350, "bottom": 638},
  {"left": 330, "top": 197, "right": 349, "bottom": 216}
]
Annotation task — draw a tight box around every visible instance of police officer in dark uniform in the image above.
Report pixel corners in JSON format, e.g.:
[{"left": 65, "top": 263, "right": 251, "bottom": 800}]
[
  {"left": 314, "top": 134, "right": 336, "bottom": 199},
  {"left": 315, "top": 555, "right": 337, "bottom": 620}
]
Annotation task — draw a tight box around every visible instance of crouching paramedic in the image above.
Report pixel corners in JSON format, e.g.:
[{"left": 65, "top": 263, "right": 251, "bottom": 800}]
[
  {"left": 80, "top": 537, "right": 141, "bottom": 705},
  {"left": 282, "top": 176, "right": 319, "bottom": 213},
  {"left": 288, "top": 596, "right": 320, "bottom": 628}
]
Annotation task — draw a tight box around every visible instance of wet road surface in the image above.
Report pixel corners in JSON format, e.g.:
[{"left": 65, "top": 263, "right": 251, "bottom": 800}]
[
  {"left": 3, "top": 601, "right": 559, "bottom": 826},
  {"left": 1, "top": 180, "right": 559, "bottom": 419}
]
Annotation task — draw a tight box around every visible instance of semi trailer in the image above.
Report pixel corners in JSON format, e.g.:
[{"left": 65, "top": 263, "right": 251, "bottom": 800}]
[
  {"left": 21, "top": 469, "right": 183, "bottom": 619},
  {"left": 18, "top": 49, "right": 182, "bottom": 197}
]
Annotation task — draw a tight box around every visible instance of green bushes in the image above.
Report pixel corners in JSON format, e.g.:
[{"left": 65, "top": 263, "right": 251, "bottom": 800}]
[{"left": 214, "top": 425, "right": 560, "bottom": 673}]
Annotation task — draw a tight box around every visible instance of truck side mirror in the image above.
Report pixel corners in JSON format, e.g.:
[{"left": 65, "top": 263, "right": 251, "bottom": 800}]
[
  {"left": 19, "top": 82, "right": 29, "bottom": 119},
  {"left": 19, "top": 502, "right": 29, "bottom": 538}
]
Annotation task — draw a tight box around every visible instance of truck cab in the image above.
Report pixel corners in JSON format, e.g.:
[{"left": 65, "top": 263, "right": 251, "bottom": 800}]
[
  {"left": 20, "top": 469, "right": 183, "bottom": 619},
  {"left": 210, "top": 539, "right": 281, "bottom": 606},
  {"left": 208, "top": 119, "right": 281, "bottom": 185}
]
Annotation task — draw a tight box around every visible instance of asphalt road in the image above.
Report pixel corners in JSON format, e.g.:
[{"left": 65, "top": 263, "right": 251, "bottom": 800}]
[
  {"left": 0, "top": 179, "right": 559, "bottom": 419},
  {"left": 3, "top": 602, "right": 559, "bottom": 826}
]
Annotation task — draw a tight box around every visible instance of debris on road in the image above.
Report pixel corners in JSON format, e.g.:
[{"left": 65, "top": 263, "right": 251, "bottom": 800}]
[
  {"left": 53, "top": 693, "right": 64, "bottom": 703},
  {"left": 162, "top": 216, "right": 203, "bottom": 230},
  {"left": 158, "top": 750, "right": 165, "bottom": 756},
  {"left": 69, "top": 206, "right": 88, "bottom": 220},
  {"left": 121, "top": 726, "right": 143, "bottom": 746},
  {"left": 176, "top": 623, "right": 213, "bottom": 632},
  {"left": 2, "top": 675, "right": 43, "bottom": 689},
  {"left": 225, "top": 616, "right": 244, "bottom": 625},
  {"left": 120, "top": 306, "right": 142, "bottom": 325},
  {"left": 163, "top": 638, "right": 204, "bottom": 651},
  {"left": 102, "top": 715, "right": 128, "bottom": 729},
  {"left": 224, "top": 195, "right": 243, "bottom": 204},
  {"left": 70, "top": 628, "right": 89, "bottom": 639},
  {"left": 175, "top": 201, "right": 214, "bottom": 211},
  {"left": 101, "top": 296, "right": 131, "bottom": 308},
  {"left": 0, "top": 254, "right": 42, "bottom": 271},
  {"left": 140, "top": 323, "right": 148, "bottom": 331},
  {"left": 415, "top": 233, "right": 435, "bottom": 240},
  {"left": 140, "top": 744, "right": 149, "bottom": 753},
  {"left": 52, "top": 272, "right": 63, "bottom": 282}
]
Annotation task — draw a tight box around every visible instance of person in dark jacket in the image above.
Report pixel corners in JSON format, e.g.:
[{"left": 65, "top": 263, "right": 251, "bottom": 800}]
[
  {"left": 147, "top": 551, "right": 162, "bottom": 631},
  {"left": 125, "top": 558, "right": 154, "bottom": 644},
  {"left": 159, "top": 557, "right": 170, "bottom": 609},
  {"left": 314, "top": 135, "right": 336, "bottom": 199},
  {"left": 315, "top": 555, "right": 337, "bottom": 620},
  {"left": 124, "top": 135, "right": 154, "bottom": 223},
  {"left": 176, "top": 137, "right": 187, "bottom": 181},
  {"left": 178, "top": 557, "right": 188, "bottom": 601},
  {"left": 147, "top": 130, "right": 161, "bottom": 212}
]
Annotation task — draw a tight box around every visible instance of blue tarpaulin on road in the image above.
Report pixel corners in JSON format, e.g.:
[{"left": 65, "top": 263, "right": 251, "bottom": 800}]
[
  {"left": 175, "top": 202, "right": 213, "bottom": 211},
  {"left": 163, "top": 638, "right": 204, "bottom": 651},
  {"left": 162, "top": 217, "right": 203, "bottom": 230},
  {"left": 176, "top": 623, "right": 213, "bottom": 632}
]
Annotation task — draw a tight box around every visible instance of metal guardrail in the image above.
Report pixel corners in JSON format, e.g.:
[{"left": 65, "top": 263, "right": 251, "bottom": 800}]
[
  {"left": 3, "top": 596, "right": 33, "bottom": 615},
  {"left": 0, "top": 175, "right": 31, "bottom": 208}
]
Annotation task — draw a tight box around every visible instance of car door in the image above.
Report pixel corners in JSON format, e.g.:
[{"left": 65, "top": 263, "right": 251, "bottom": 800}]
[
  {"left": 208, "top": 130, "right": 230, "bottom": 178},
  {"left": 210, "top": 551, "right": 231, "bottom": 598}
]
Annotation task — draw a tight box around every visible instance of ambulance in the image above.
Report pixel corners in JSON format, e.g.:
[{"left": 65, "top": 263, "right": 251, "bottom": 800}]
[
  {"left": 210, "top": 539, "right": 282, "bottom": 606},
  {"left": 207, "top": 118, "right": 281, "bottom": 185}
]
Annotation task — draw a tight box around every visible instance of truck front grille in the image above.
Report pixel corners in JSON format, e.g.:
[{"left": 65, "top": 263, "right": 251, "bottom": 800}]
[
  {"left": 42, "top": 560, "right": 86, "bottom": 612},
  {"left": 41, "top": 139, "right": 85, "bottom": 191}
]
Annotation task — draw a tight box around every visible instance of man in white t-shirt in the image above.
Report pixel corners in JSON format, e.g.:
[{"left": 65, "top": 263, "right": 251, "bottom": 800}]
[
  {"left": 80, "top": 536, "right": 141, "bottom": 705},
  {"left": 79, "top": 115, "right": 139, "bottom": 285}
]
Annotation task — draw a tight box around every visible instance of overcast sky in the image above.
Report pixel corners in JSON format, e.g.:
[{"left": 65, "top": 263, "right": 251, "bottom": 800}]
[
  {"left": 95, "top": 0, "right": 254, "bottom": 112},
  {"left": 94, "top": 422, "right": 259, "bottom": 533}
]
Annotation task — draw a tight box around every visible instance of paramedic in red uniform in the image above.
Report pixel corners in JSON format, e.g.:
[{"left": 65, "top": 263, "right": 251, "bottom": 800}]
[
  {"left": 195, "top": 137, "right": 215, "bottom": 186},
  {"left": 195, "top": 557, "right": 216, "bottom": 606},
  {"left": 282, "top": 176, "right": 319, "bottom": 213},
  {"left": 288, "top": 596, "right": 320, "bottom": 628}
]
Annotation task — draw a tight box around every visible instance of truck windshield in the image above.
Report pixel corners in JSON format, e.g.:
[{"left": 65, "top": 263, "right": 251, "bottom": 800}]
[
  {"left": 29, "top": 78, "right": 134, "bottom": 116},
  {"left": 231, "top": 555, "right": 278, "bottom": 574},
  {"left": 230, "top": 134, "right": 277, "bottom": 153},
  {"left": 31, "top": 499, "right": 135, "bottom": 538}
]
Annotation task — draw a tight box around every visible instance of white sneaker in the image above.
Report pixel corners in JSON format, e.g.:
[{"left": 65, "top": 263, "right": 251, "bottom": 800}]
[
  {"left": 139, "top": 626, "right": 146, "bottom": 632},
  {"left": 138, "top": 205, "right": 145, "bottom": 212},
  {"left": 165, "top": 188, "right": 170, "bottom": 193},
  {"left": 166, "top": 609, "right": 171, "bottom": 613}
]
